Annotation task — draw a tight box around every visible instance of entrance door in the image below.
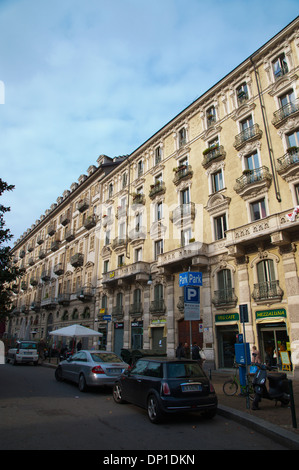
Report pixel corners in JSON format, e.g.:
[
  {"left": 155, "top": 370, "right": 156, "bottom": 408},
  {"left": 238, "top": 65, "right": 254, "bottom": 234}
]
[
  {"left": 217, "top": 326, "right": 238, "bottom": 368},
  {"left": 259, "top": 325, "right": 290, "bottom": 369},
  {"left": 151, "top": 327, "right": 166, "bottom": 353},
  {"left": 114, "top": 325, "right": 124, "bottom": 357}
]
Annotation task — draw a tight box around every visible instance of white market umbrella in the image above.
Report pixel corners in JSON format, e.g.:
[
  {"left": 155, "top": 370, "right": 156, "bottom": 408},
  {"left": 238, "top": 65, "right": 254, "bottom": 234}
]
[{"left": 49, "top": 324, "right": 103, "bottom": 338}]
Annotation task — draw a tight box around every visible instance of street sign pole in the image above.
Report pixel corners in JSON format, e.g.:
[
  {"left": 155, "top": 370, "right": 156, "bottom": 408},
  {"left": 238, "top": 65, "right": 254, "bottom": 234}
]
[{"left": 239, "top": 304, "right": 250, "bottom": 409}]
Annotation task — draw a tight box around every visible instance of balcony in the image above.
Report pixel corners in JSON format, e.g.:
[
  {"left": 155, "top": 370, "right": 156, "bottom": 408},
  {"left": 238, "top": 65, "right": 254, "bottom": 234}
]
[
  {"left": 20, "top": 304, "right": 29, "bottom": 313},
  {"left": 234, "top": 166, "right": 272, "bottom": 198},
  {"left": 30, "top": 277, "right": 38, "bottom": 287},
  {"left": 21, "top": 281, "right": 27, "bottom": 291},
  {"left": 61, "top": 213, "right": 70, "bottom": 226},
  {"left": 233, "top": 124, "right": 262, "bottom": 151},
  {"left": 38, "top": 249, "right": 47, "bottom": 260},
  {"left": 30, "top": 301, "right": 41, "bottom": 312},
  {"left": 149, "top": 299, "right": 166, "bottom": 315},
  {"left": 252, "top": 281, "right": 283, "bottom": 303},
  {"left": 202, "top": 145, "right": 226, "bottom": 169},
  {"left": 57, "top": 293, "right": 70, "bottom": 305},
  {"left": 37, "top": 234, "right": 44, "bottom": 245},
  {"left": 65, "top": 229, "right": 75, "bottom": 242},
  {"left": 112, "top": 305, "right": 124, "bottom": 318},
  {"left": 149, "top": 181, "right": 166, "bottom": 199},
  {"left": 102, "top": 261, "right": 151, "bottom": 286},
  {"left": 111, "top": 236, "right": 130, "bottom": 251},
  {"left": 129, "top": 302, "right": 143, "bottom": 316},
  {"left": 51, "top": 240, "right": 60, "bottom": 252},
  {"left": 212, "top": 288, "right": 238, "bottom": 309},
  {"left": 171, "top": 202, "right": 195, "bottom": 225},
  {"left": 76, "top": 285, "right": 94, "bottom": 302},
  {"left": 19, "top": 250, "right": 25, "bottom": 259},
  {"left": 71, "top": 253, "right": 84, "bottom": 268},
  {"left": 27, "top": 243, "right": 34, "bottom": 253},
  {"left": 84, "top": 215, "right": 96, "bottom": 230},
  {"left": 272, "top": 99, "right": 299, "bottom": 128},
  {"left": 157, "top": 241, "right": 208, "bottom": 272},
  {"left": 54, "top": 263, "right": 64, "bottom": 276},
  {"left": 41, "top": 271, "right": 51, "bottom": 282},
  {"left": 78, "top": 198, "right": 89, "bottom": 212},
  {"left": 47, "top": 224, "right": 56, "bottom": 236},
  {"left": 132, "top": 193, "right": 145, "bottom": 205},
  {"left": 41, "top": 297, "right": 58, "bottom": 310},
  {"left": 173, "top": 165, "right": 193, "bottom": 185},
  {"left": 277, "top": 147, "right": 299, "bottom": 180},
  {"left": 28, "top": 257, "right": 35, "bottom": 266}
]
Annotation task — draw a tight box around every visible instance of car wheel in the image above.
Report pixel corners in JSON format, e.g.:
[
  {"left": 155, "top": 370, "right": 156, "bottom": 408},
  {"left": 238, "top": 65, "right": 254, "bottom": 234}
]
[
  {"left": 55, "top": 366, "right": 64, "bottom": 382},
  {"left": 78, "top": 374, "right": 87, "bottom": 392},
  {"left": 113, "top": 383, "right": 125, "bottom": 404},
  {"left": 147, "top": 394, "right": 163, "bottom": 424}
]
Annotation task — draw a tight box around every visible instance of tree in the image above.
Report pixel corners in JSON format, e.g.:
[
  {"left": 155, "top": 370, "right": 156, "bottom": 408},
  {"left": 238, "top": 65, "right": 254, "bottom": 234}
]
[{"left": 0, "top": 178, "right": 21, "bottom": 323}]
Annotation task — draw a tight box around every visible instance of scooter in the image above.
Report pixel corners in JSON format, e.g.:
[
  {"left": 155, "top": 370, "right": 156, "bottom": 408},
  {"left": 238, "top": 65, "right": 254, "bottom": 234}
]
[{"left": 251, "top": 363, "right": 290, "bottom": 410}]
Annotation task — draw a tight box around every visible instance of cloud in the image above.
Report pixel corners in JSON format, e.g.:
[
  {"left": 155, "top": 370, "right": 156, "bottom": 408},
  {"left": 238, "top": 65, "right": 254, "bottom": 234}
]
[{"left": 0, "top": 0, "right": 298, "bottom": 245}]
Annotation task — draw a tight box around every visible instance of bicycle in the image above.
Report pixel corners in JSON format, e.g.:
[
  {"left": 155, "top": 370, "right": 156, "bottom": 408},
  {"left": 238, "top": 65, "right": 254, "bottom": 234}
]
[{"left": 223, "top": 363, "right": 254, "bottom": 400}]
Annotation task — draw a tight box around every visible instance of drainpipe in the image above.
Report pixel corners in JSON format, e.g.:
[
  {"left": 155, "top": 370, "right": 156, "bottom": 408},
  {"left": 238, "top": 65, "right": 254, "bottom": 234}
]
[{"left": 250, "top": 56, "right": 281, "bottom": 202}]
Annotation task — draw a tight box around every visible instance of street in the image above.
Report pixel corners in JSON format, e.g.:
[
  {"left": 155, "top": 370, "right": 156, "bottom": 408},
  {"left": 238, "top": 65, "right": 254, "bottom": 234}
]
[{"left": 0, "top": 363, "right": 289, "bottom": 452}]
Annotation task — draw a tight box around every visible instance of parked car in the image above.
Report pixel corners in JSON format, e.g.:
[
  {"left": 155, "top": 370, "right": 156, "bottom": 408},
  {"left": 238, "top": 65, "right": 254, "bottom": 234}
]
[
  {"left": 7, "top": 341, "right": 39, "bottom": 366},
  {"left": 113, "top": 357, "right": 218, "bottom": 423},
  {"left": 55, "top": 350, "right": 128, "bottom": 392}
]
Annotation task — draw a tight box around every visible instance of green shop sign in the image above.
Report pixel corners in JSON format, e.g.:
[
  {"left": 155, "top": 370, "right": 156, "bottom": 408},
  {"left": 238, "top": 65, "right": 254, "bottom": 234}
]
[
  {"left": 256, "top": 308, "right": 286, "bottom": 320},
  {"left": 215, "top": 313, "right": 239, "bottom": 323}
]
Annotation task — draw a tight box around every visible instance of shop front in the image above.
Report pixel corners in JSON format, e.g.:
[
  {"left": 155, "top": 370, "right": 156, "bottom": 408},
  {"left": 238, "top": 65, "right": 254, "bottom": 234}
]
[
  {"left": 215, "top": 313, "right": 239, "bottom": 369},
  {"left": 255, "top": 308, "right": 292, "bottom": 371}
]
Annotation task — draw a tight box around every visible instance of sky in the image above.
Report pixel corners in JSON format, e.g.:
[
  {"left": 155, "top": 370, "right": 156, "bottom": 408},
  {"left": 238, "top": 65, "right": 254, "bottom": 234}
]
[{"left": 0, "top": 0, "right": 298, "bottom": 247}]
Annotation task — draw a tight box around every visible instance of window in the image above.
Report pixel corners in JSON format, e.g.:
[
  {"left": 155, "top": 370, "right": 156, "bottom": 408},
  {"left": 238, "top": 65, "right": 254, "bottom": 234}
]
[
  {"left": 155, "top": 146, "right": 162, "bottom": 165},
  {"left": 257, "top": 259, "right": 275, "bottom": 284},
  {"left": 217, "top": 269, "right": 232, "bottom": 292},
  {"left": 181, "top": 228, "right": 192, "bottom": 246},
  {"left": 295, "top": 184, "right": 299, "bottom": 204},
  {"left": 214, "top": 214, "right": 227, "bottom": 240},
  {"left": 286, "top": 129, "right": 299, "bottom": 149},
  {"left": 250, "top": 198, "right": 266, "bottom": 221},
  {"left": 135, "top": 212, "right": 142, "bottom": 232},
  {"left": 211, "top": 169, "right": 224, "bottom": 193},
  {"left": 103, "top": 260, "right": 109, "bottom": 273},
  {"left": 178, "top": 127, "right": 186, "bottom": 147},
  {"left": 116, "top": 292, "right": 123, "bottom": 307},
  {"left": 236, "top": 82, "right": 249, "bottom": 105},
  {"left": 272, "top": 53, "right": 288, "bottom": 80},
  {"left": 180, "top": 187, "right": 190, "bottom": 204},
  {"left": 137, "top": 160, "right": 143, "bottom": 177},
  {"left": 154, "top": 239, "right": 163, "bottom": 260},
  {"left": 101, "top": 295, "right": 107, "bottom": 310},
  {"left": 118, "top": 254, "right": 125, "bottom": 267},
  {"left": 245, "top": 151, "right": 260, "bottom": 171},
  {"left": 105, "top": 230, "right": 110, "bottom": 246},
  {"left": 241, "top": 115, "right": 253, "bottom": 133},
  {"left": 122, "top": 172, "right": 127, "bottom": 188},
  {"left": 135, "top": 247, "right": 142, "bottom": 262},
  {"left": 206, "top": 106, "right": 216, "bottom": 127},
  {"left": 156, "top": 201, "right": 163, "bottom": 221},
  {"left": 108, "top": 183, "right": 113, "bottom": 198}
]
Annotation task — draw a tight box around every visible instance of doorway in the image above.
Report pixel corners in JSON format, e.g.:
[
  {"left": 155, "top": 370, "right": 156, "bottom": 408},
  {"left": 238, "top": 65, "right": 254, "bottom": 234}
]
[
  {"left": 259, "top": 324, "right": 290, "bottom": 369},
  {"left": 217, "top": 325, "right": 238, "bottom": 368},
  {"left": 151, "top": 327, "right": 166, "bottom": 353}
]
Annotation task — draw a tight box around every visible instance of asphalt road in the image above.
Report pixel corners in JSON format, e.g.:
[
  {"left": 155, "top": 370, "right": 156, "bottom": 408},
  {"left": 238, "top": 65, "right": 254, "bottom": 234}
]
[{"left": 0, "top": 363, "right": 289, "bottom": 452}]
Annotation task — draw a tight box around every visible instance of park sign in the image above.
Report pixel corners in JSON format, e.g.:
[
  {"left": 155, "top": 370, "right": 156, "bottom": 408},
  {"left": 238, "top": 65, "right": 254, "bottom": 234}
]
[
  {"left": 179, "top": 271, "right": 202, "bottom": 287},
  {"left": 184, "top": 286, "right": 200, "bottom": 321}
]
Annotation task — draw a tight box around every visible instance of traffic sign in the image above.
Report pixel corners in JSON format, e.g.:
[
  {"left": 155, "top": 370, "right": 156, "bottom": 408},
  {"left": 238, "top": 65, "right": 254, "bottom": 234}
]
[
  {"left": 179, "top": 271, "right": 202, "bottom": 287},
  {"left": 103, "top": 315, "right": 112, "bottom": 321},
  {"left": 184, "top": 286, "right": 200, "bottom": 303},
  {"left": 184, "top": 286, "right": 200, "bottom": 321}
]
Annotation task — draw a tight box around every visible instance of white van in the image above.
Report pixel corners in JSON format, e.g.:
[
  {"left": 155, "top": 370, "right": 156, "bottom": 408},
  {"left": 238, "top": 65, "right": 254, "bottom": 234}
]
[{"left": 7, "top": 341, "right": 39, "bottom": 365}]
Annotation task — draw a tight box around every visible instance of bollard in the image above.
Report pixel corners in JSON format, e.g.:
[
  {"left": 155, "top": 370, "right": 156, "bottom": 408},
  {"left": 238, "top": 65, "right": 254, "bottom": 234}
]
[{"left": 288, "top": 379, "right": 297, "bottom": 429}]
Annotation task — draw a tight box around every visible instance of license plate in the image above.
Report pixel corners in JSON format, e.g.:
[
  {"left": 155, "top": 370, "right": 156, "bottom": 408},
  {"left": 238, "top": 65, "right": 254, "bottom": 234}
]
[
  {"left": 182, "top": 384, "right": 202, "bottom": 392},
  {"left": 108, "top": 368, "right": 122, "bottom": 374}
]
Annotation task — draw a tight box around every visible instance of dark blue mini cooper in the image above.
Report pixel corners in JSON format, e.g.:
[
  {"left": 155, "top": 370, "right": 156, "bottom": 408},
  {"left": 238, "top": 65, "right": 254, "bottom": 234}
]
[{"left": 113, "top": 358, "right": 218, "bottom": 423}]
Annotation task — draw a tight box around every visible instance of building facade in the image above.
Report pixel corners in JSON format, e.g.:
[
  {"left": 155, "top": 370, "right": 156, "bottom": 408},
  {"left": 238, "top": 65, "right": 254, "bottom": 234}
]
[{"left": 7, "top": 17, "right": 299, "bottom": 376}]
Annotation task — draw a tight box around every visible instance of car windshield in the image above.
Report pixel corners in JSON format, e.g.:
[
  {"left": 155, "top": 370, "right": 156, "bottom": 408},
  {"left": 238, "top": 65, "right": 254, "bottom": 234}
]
[
  {"left": 166, "top": 362, "right": 205, "bottom": 378},
  {"left": 90, "top": 352, "right": 122, "bottom": 363},
  {"left": 19, "top": 342, "right": 37, "bottom": 350}
]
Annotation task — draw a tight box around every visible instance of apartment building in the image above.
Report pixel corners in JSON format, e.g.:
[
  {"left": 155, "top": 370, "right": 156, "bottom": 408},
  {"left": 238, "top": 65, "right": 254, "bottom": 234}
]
[{"left": 7, "top": 17, "right": 299, "bottom": 375}]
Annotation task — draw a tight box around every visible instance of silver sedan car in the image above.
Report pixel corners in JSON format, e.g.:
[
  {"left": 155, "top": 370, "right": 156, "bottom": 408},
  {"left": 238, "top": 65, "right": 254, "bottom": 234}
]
[{"left": 55, "top": 350, "right": 128, "bottom": 392}]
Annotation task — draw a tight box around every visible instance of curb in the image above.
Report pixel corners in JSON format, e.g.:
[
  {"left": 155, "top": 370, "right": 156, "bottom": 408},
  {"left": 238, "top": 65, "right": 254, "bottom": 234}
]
[{"left": 218, "top": 404, "right": 299, "bottom": 450}]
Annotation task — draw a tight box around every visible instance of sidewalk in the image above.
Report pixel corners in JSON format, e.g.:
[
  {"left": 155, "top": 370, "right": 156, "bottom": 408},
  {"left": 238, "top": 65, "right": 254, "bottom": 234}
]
[{"left": 208, "top": 369, "right": 299, "bottom": 449}]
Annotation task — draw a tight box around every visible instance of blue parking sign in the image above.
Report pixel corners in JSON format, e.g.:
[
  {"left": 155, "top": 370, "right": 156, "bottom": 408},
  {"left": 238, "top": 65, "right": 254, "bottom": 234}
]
[
  {"left": 179, "top": 271, "right": 202, "bottom": 287},
  {"left": 184, "top": 286, "right": 200, "bottom": 303}
]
